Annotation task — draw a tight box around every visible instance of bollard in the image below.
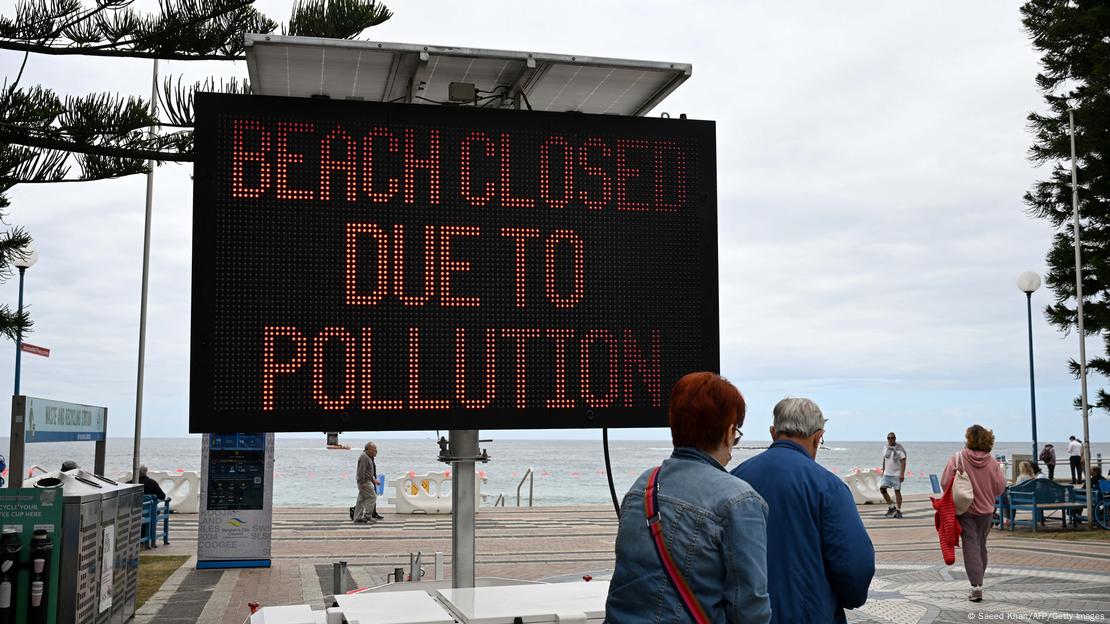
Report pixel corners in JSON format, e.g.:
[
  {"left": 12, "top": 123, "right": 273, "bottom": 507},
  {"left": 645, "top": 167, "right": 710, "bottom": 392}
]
[
  {"left": 394, "top": 567, "right": 405, "bottom": 583},
  {"left": 332, "top": 561, "right": 348, "bottom": 595},
  {"left": 434, "top": 552, "right": 444, "bottom": 581}
]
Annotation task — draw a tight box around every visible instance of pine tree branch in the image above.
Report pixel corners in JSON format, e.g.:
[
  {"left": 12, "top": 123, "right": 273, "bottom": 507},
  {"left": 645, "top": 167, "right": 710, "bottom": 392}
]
[
  {"left": 1, "top": 0, "right": 393, "bottom": 61},
  {"left": 11, "top": 51, "right": 30, "bottom": 89},
  {"left": 0, "top": 0, "right": 270, "bottom": 60},
  {"left": 0, "top": 305, "right": 32, "bottom": 342},
  {"left": 49, "top": 0, "right": 130, "bottom": 42},
  {"left": 159, "top": 74, "right": 249, "bottom": 126},
  {"left": 285, "top": 0, "right": 392, "bottom": 39},
  {"left": 78, "top": 0, "right": 257, "bottom": 53},
  {"left": 0, "top": 0, "right": 395, "bottom": 203},
  {"left": 0, "top": 39, "right": 244, "bottom": 60},
  {"left": 0, "top": 144, "right": 70, "bottom": 183},
  {"left": 0, "top": 227, "right": 33, "bottom": 287},
  {"left": 0, "top": 128, "right": 191, "bottom": 162}
]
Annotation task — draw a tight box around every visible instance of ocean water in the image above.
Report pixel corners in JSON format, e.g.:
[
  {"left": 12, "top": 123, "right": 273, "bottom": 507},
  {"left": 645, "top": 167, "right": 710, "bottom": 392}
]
[{"left": 2, "top": 437, "right": 1107, "bottom": 507}]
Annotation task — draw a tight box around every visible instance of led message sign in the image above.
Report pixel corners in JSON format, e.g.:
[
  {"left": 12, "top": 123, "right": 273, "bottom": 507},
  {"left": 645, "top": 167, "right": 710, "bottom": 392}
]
[{"left": 191, "top": 93, "right": 718, "bottom": 432}]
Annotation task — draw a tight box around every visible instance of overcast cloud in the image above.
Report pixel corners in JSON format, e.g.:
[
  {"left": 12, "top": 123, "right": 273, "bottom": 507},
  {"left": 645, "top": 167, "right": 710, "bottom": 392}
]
[{"left": 0, "top": 0, "right": 1103, "bottom": 443}]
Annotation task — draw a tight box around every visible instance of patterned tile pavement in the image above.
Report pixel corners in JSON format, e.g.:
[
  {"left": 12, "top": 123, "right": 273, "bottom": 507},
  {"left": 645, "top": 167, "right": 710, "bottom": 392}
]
[
  {"left": 851, "top": 563, "right": 1110, "bottom": 623},
  {"left": 136, "top": 496, "right": 1110, "bottom": 622}
]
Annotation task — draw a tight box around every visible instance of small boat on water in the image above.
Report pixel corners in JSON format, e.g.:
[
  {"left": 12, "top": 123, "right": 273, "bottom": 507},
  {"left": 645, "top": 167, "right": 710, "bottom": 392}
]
[{"left": 326, "top": 432, "right": 350, "bottom": 450}]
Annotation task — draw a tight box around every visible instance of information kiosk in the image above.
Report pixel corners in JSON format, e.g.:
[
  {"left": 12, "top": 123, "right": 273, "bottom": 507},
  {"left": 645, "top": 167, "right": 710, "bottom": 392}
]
[{"left": 197, "top": 433, "right": 274, "bottom": 569}]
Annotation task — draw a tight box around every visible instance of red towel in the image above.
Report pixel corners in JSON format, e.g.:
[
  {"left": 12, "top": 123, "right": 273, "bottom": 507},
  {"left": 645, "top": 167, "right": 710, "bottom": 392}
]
[{"left": 931, "top": 477, "right": 962, "bottom": 565}]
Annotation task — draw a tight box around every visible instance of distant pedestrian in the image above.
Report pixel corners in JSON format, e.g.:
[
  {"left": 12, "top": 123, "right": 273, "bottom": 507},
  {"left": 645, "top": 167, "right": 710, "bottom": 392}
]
[
  {"left": 606, "top": 372, "right": 771, "bottom": 623},
  {"left": 351, "top": 442, "right": 381, "bottom": 524},
  {"left": 60, "top": 460, "right": 78, "bottom": 472},
  {"left": 1039, "top": 444, "right": 1056, "bottom": 481},
  {"left": 1067, "top": 436, "right": 1084, "bottom": 484},
  {"left": 940, "top": 425, "right": 1006, "bottom": 603},
  {"left": 732, "top": 398, "right": 874, "bottom": 623},
  {"left": 879, "top": 432, "right": 907, "bottom": 518},
  {"left": 138, "top": 465, "right": 166, "bottom": 500}
]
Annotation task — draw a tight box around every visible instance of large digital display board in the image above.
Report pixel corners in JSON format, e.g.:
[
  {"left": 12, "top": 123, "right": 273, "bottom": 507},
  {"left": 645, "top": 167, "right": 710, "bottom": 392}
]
[{"left": 191, "top": 93, "right": 718, "bottom": 432}]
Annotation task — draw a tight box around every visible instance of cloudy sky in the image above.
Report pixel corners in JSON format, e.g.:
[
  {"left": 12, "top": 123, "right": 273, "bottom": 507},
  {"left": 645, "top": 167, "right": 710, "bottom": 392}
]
[{"left": 0, "top": 0, "right": 1103, "bottom": 443}]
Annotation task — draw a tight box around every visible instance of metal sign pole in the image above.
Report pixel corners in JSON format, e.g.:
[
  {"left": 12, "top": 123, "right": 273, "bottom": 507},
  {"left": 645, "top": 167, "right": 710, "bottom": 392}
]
[
  {"left": 8, "top": 396, "right": 26, "bottom": 488},
  {"left": 13, "top": 267, "right": 26, "bottom": 395},
  {"left": 1025, "top": 291, "right": 1038, "bottom": 463},
  {"left": 450, "top": 429, "right": 477, "bottom": 588},
  {"left": 94, "top": 408, "right": 107, "bottom": 475}
]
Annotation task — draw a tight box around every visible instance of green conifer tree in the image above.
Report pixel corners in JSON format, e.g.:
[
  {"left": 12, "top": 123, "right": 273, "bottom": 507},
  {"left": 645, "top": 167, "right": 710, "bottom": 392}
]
[{"left": 1022, "top": 0, "right": 1110, "bottom": 409}]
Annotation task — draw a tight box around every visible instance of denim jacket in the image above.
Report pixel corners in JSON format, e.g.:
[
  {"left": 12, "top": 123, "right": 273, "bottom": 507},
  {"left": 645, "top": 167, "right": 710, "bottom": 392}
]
[{"left": 605, "top": 448, "right": 771, "bottom": 623}]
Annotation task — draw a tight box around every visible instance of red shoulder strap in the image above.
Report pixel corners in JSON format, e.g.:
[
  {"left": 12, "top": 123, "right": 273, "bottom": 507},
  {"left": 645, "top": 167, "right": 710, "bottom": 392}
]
[{"left": 644, "top": 466, "right": 711, "bottom": 624}]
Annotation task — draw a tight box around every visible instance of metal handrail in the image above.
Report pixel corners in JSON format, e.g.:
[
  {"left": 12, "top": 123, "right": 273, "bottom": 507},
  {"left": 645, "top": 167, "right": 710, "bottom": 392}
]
[
  {"left": 493, "top": 493, "right": 505, "bottom": 507},
  {"left": 516, "top": 467, "right": 534, "bottom": 507}
]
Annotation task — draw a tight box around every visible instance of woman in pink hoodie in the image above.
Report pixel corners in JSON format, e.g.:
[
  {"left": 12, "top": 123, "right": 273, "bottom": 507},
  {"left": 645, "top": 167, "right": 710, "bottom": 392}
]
[{"left": 941, "top": 424, "right": 1007, "bottom": 603}]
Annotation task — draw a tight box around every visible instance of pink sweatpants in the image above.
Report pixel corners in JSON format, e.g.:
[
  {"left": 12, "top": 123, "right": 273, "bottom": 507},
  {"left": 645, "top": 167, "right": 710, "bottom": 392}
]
[{"left": 958, "top": 513, "right": 993, "bottom": 586}]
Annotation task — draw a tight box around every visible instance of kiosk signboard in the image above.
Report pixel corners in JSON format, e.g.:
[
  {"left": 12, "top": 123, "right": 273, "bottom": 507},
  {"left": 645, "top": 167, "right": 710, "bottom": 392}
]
[
  {"left": 191, "top": 93, "right": 718, "bottom": 433},
  {"left": 197, "top": 433, "right": 274, "bottom": 568}
]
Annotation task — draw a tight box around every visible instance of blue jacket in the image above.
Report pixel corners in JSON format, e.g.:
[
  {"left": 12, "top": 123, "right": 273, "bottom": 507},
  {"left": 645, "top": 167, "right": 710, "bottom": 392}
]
[
  {"left": 731, "top": 440, "right": 874, "bottom": 624},
  {"left": 606, "top": 448, "right": 771, "bottom": 623}
]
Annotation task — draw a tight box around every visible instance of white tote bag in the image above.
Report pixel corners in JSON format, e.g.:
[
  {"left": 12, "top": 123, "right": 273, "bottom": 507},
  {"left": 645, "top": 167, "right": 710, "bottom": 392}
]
[{"left": 951, "top": 452, "right": 976, "bottom": 515}]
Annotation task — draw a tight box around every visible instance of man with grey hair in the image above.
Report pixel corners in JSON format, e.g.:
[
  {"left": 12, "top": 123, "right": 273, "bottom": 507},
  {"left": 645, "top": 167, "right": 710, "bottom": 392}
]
[
  {"left": 138, "top": 465, "right": 166, "bottom": 501},
  {"left": 351, "top": 442, "right": 381, "bottom": 524},
  {"left": 732, "top": 398, "right": 874, "bottom": 623}
]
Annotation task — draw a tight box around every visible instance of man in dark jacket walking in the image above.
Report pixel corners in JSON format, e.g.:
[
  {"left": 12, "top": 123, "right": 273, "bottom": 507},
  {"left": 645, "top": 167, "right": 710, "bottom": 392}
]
[{"left": 732, "top": 398, "right": 874, "bottom": 624}]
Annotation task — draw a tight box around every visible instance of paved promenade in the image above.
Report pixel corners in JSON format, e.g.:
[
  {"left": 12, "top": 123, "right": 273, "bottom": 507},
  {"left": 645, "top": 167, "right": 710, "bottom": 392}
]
[{"left": 138, "top": 496, "right": 1110, "bottom": 623}]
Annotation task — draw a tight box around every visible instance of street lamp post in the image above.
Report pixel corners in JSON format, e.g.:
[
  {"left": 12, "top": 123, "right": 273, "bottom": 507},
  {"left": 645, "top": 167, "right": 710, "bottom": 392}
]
[
  {"left": 13, "top": 243, "right": 39, "bottom": 395},
  {"left": 1017, "top": 271, "right": 1041, "bottom": 466}
]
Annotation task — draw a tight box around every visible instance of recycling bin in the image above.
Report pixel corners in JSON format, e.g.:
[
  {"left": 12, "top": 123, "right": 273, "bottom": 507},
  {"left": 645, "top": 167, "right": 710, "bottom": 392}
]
[{"left": 24, "top": 470, "right": 142, "bottom": 624}]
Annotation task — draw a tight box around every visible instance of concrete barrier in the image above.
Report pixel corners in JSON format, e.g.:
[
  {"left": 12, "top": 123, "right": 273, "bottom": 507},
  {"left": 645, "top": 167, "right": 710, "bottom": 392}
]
[
  {"left": 842, "top": 469, "right": 885, "bottom": 505},
  {"left": 387, "top": 471, "right": 487, "bottom": 514},
  {"left": 116, "top": 470, "right": 201, "bottom": 513}
]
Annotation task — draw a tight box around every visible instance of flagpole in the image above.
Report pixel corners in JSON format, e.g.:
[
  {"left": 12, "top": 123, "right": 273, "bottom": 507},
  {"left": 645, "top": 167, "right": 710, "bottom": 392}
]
[
  {"left": 133, "top": 58, "right": 158, "bottom": 484},
  {"left": 1068, "top": 110, "right": 1094, "bottom": 529}
]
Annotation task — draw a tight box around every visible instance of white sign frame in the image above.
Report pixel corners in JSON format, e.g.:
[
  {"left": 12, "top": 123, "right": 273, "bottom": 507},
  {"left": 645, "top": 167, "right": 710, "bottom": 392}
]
[{"left": 21, "top": 396, "right": 107, "bottom": 443}]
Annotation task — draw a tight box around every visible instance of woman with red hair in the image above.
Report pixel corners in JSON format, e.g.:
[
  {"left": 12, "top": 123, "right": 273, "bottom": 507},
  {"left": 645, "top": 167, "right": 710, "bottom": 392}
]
[{"left": 605, "top": 372, "right": 771, "bottom": 623}]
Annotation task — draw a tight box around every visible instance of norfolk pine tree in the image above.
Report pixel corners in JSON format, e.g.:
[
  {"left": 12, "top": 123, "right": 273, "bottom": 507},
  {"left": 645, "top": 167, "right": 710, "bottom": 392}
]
[
  {"left": 1021, "top": 0, "right": 1110, "bottom": 409},
  {"left": 0, "top": 0, "right": 392, "bottom": 339}
]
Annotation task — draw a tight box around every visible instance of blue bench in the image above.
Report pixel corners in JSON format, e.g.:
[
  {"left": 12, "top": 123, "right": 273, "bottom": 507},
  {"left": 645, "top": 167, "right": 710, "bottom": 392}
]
[
  {"left": 1006, "top": 479, "right": 1085, "bottom": 532},
  {"left": 141, "top": 495, "right": 172, "bottom": 548}
]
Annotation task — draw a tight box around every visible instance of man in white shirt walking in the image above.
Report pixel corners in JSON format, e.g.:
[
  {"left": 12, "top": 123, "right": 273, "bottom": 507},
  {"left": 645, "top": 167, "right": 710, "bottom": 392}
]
[
  {"left": 1067, "top": 436, "right": 1085, "bottom": 485},
  {"left": 880, "top": 432, "right": 907, "bottom": 518}
]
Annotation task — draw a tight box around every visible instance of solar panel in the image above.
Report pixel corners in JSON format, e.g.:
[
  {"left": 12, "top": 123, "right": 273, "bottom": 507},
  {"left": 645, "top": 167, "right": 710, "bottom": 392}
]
[{"left": 245, "top": 34, "right": 691, "bottom": 116}]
